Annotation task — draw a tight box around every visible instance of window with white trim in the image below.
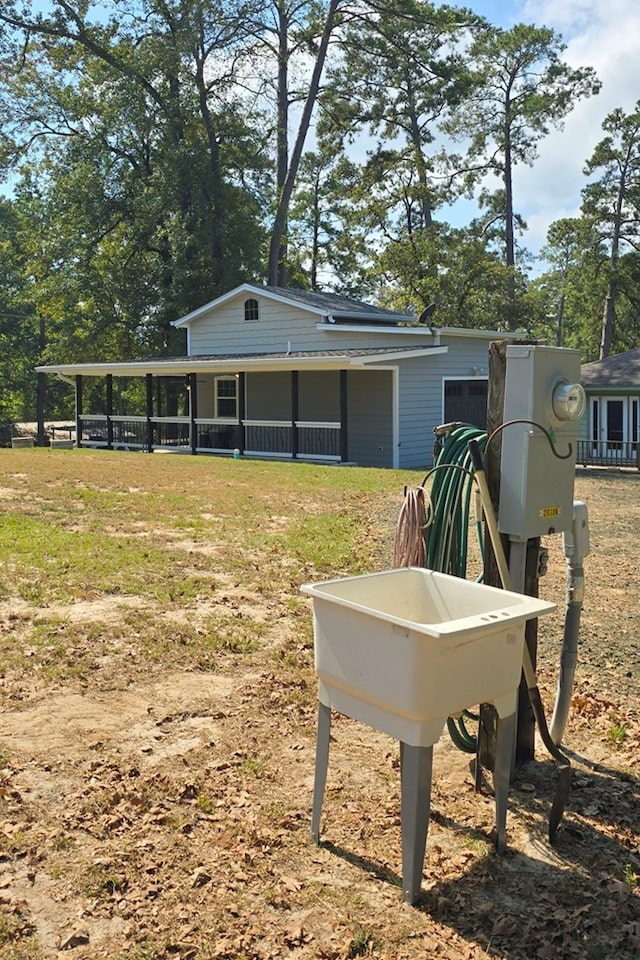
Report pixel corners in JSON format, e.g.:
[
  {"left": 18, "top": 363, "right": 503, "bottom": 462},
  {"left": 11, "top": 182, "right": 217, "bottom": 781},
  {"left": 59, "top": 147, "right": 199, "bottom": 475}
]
[
  {"left": 244, "top": 298, "right": 259, "bottom": 322},
  {"left": 215, "top": 376, "right": 238, "bottom": 418}
]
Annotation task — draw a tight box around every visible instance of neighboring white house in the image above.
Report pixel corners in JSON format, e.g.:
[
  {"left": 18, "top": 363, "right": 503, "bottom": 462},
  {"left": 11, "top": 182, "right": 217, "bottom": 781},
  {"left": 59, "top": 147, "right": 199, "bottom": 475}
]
[
  {"left": 38, "top": 284, "right": 523, "bottom": 469},
  {"left": 578, "top": 347, "right": 640, "bottom": 468}
]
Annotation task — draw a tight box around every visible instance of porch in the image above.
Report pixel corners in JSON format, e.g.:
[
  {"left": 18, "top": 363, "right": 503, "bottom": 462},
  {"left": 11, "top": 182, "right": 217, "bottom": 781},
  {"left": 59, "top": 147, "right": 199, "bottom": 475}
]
[
  {"left": 580, "top": 394, "right": 640, "bottom": 470},
  {"left": 73, "top": 367, "right": 351, "bottom": 463},
  {"left": 38, "top": 353, "right": 400, "bottom": 467}
]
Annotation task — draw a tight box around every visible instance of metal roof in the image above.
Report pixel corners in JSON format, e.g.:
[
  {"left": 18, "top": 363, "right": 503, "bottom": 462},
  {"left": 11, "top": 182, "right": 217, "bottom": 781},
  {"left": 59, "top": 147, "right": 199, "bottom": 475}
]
[
  {"left": 581, "top": 348, "right": 640, "bottom": 388},
  {"left": 172, "top": 283, "right": 410, "bottom": 327},
  {"left": 37, "top": 345, "right": 448, "bottom": 378}
]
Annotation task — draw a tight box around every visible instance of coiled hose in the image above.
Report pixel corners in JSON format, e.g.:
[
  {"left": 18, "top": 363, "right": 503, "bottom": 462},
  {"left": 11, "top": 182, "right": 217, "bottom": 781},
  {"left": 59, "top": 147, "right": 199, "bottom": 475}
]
[
  {"left": 394, "top": 423, "right": 487, "bottom": 752},
  {"left": 394, "top": 423, "right": 586, "bottom": 753},
  {"left": 394, "top": 424, "right": 487, "bottom": 576}
]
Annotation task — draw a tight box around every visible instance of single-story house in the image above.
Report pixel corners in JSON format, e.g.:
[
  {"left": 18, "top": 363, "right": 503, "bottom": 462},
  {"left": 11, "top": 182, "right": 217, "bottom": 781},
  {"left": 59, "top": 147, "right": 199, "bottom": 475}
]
[
  {"left": 578, "top": 347, "right": 640, "bottom": 467},
  {"left": 38, "top": 284, "right": 523, "bottom": 469}
]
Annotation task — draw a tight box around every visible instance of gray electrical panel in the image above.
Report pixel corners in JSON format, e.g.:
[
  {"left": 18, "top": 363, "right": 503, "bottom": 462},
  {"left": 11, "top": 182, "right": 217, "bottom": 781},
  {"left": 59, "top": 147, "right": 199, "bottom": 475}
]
[{"left": 498, "top": 345, "right": 584, "bottom": 539}]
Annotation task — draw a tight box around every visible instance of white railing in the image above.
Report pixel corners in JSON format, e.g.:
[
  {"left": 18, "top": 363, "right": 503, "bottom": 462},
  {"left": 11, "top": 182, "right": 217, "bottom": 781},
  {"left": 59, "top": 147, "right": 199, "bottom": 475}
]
[{"left": 78, "top": 414, "right": 342, "bottom": 460}]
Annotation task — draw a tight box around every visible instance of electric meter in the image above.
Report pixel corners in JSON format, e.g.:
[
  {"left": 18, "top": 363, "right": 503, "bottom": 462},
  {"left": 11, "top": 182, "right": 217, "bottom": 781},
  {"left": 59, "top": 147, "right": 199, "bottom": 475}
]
[
  {"left": 499, "top": 345, "right": 583, "bottom": 539},
  {"left": 552, "top": 380, "right": 586, "bottom": 422}
]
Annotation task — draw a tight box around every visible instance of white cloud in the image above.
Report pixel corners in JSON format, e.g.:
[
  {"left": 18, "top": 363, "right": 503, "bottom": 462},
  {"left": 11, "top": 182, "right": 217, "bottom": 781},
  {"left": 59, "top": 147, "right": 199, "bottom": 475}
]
[{"left": 512, "top": 0, "right": 640, "bottom": 255}]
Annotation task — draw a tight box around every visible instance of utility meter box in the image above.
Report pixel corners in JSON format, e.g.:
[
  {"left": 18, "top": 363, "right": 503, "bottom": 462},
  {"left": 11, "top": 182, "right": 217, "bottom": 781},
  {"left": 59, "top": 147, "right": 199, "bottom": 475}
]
[{"left": 498, "top": 345, "right": 585, "bottom": 540}]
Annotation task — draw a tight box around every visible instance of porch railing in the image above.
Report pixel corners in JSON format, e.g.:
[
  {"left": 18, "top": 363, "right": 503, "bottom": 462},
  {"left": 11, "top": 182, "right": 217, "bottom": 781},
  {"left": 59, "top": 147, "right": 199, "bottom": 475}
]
[
  {"left": 577, "top": 439, "right": 639, "bottom": 469},
  {"left": 296, "top": 421, "right": 341, "bottom": 460},
  {"left": 79, "top": 415, "right": 341, "bottom": 461},
  {"left": 79, "top": 415, "right": 109, "bottom": 446},
  {"left": 151, "top": 416, "right": 190, "bottom": 448},
  {"left": 242, "top": 420, "right": 341, "bottom": 460},
  {"left": 79, "top": 415, "right": 148, "bottom": 450},
  {"left": 195, "top": 419, "right": 240, "bottom": 452}
]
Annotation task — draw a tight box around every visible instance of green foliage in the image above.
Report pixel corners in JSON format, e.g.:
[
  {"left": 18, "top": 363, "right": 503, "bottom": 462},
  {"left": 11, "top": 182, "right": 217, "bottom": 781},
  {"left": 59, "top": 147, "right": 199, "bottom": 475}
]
[
  {"left": 371, "top": 221, "right": 534, "bottom": 331},
  {"left": 443, "top": 22, "right": 600, "bottom": 326},
  {"left": 0, "top": 0, "right": 629, "bottom": 420},
  {"left": 0, "top": 0, "right": 270, "bottom": 381},
  {"left": 581, "top": 101, "right": 640, "bottom": 357},
  {"left": 533, "top": 217, "right": 608, "bottom": 357},
  {"left": 607, "top": 720, "right": 628, "bottom": 746}
]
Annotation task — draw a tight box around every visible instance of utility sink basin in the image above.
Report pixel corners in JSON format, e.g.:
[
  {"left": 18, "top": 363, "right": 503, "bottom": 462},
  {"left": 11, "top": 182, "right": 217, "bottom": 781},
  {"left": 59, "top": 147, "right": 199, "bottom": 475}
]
[{"left": 301, "top": 567, "right": 555, "bottom": 746}]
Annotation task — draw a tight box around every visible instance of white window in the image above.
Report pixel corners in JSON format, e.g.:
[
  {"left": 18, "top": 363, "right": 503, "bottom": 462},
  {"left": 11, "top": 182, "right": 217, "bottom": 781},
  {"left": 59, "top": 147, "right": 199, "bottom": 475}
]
[
  {"left": 244, "top": 298, "right": 259, "bottom": 322},
  {"left": 215, "top": 376, "right": 238, "bottom": 418}
]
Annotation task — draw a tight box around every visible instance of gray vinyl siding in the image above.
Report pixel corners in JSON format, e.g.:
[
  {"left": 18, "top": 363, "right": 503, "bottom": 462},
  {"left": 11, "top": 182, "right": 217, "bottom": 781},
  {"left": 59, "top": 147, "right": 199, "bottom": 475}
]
[
  {"left": 244, "top": 370, "right": 341, "bottom": 421},
  {"left": 189, "top": 297, "right": 312, "bottom": 355},
  {"left": 246, "top": 372, "right": 290, "bottom": 419},
  {"left": 187, "top": 292, "right": 440, "bottom": 355},
  {"left": 299, "top": 371, "right": 340, "bottom": 421},
  {"left": 394, "top": 339, "right": 492, "bottom": 469},
  {"left": 194, "top": 370, "right": 341, "bottom": 425},
  {"left": 195, "top": 375, "right": 215, "bottom": 418},
  {"left": 347, "top": 370, "right": 393, "bottom": 468},
  {"left": 397, "top": 357, "right": 441, "bottom": 469}
]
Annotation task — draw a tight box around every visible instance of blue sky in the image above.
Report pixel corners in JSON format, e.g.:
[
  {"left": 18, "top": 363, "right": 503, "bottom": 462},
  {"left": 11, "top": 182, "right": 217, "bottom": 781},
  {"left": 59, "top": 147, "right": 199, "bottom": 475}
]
[{"left": 446, "top": 0, "right": 640, "bottom": 258}]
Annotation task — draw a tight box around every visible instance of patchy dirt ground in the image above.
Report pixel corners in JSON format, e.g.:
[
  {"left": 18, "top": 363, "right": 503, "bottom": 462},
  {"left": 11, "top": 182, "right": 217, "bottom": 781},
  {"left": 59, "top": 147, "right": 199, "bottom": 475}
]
[{"left": 0, "top": 460, "right": 638, "bottom": 960}]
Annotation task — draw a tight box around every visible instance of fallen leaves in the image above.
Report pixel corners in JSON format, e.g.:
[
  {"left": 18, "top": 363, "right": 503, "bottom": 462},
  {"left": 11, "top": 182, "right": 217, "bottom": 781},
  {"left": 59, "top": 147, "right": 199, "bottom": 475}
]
[{"left": 0, "top": 472, "right": 638, "bottom": 960}]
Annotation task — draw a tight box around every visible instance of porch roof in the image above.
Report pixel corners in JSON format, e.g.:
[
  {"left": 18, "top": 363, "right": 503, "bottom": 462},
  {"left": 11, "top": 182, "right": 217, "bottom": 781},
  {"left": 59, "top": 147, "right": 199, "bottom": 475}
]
[
  {"left": 581, "top": 348, "right": 640, "bottom": 389},
  {"left": 37, "top": 345, "right": 448, "bottom": 378}
]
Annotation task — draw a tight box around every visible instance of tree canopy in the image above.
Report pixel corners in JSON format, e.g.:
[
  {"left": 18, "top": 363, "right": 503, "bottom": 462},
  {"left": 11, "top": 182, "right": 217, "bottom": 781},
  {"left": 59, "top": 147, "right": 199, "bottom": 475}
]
[{"left": 2, "top": 0, "right": 636, "bottom": 422}]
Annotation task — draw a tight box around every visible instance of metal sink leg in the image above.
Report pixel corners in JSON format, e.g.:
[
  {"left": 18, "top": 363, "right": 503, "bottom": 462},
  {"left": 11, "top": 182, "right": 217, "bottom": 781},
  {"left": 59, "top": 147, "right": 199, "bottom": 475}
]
[
  {"left": 400, "top": 741, "right": 433, "bottom": 905},
  {"left": 311, "top": 701, "right": 331, "bottom": 844},
  {"left": 310, "top": 702, "right": 514, "bottom": 903},
  {"left": 494, "top": 711, "right": 516, "bottom": 854}
]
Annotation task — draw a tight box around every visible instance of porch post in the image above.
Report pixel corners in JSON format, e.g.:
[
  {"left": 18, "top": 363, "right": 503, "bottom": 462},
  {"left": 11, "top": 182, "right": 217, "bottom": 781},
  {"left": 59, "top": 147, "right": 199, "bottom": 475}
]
[
  {"left": 145, "top": 374, "right": 154, "bottom": 452},
  {"left": 189, "top": 373, "right": 198, "bottom": 455},
  {"left": 75, "top": 376, "right": 83, "bottom": 448},
  {"left": 106, "top": 375, "right": 114, "bottom": 450},
  {"left": 339, "top": 370, "right": 349, "bottom": 463},
  {"left": 291, "top": 370, "right": 299, "bottom": 459},
  {"left": 238, "top": 372, "right": 246, "bottom": 454}
]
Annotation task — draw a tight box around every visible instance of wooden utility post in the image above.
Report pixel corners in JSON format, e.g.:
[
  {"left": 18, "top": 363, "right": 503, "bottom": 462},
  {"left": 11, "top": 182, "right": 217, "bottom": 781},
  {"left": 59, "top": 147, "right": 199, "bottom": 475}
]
[
  {"left": 36, "top": 314, "right": 47, "bottom": 446},
  {"left": 477, "top": 340, "right": 538, "bottom": 770}
]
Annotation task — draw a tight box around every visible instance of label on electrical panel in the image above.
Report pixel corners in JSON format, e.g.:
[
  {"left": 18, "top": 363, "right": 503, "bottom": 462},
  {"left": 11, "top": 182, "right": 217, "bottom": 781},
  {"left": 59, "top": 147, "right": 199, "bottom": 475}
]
[{"left": 539, "top": 505, "right": 561, "bottom": 520}]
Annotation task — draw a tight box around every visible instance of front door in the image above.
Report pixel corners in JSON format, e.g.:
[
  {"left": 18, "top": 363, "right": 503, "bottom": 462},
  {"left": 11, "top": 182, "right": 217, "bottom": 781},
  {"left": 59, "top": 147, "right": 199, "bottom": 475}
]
[{"left": 604, "top": 398, "right": 625, "bottom": 452}]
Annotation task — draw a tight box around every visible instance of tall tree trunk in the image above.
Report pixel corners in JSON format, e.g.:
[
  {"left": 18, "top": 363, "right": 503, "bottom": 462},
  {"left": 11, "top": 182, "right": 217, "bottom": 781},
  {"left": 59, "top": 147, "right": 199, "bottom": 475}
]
[
  {"left": 406, "top": 72, "right": 434, "bottom": 231},
  {"left": 599, "top": 186, "right": 624, "bottom": 360},
  {"left": 195, "top": 55, "right": 225, "bottom": 286},
  {"left": 274, "top": 0, "right": 290, "bottom": 287},
  {"left": 503, "top": 106, "right": 517, "bottom": 329},
  {"left": 599, "top": 284, "right": 616, "bottom": 360},
  {"left": 268, "top": 0, "right": 340, "bottom": 287}
]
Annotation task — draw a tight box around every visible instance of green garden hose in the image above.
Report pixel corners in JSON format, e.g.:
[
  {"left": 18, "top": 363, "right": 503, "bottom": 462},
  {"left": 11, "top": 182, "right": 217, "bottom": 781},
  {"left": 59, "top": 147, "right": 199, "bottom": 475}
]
[
  {"left": 423, "top": 424, "right": 487, "bottom": 579},
  {"left": 428, "top": 425, "right": 487, "bottom": 752},
  {"left": 395, "top": 421, "right": 585, "bottom": 757},
  {"left": 394, "top": 423, "right": 487, "bottom": 752}
]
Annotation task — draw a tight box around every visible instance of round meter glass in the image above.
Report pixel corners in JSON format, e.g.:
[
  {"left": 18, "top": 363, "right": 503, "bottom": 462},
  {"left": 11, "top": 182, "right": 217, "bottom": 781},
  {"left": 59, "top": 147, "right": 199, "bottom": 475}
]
[{"left": 552, "top": 380, "right": 587, "bottom": 421}]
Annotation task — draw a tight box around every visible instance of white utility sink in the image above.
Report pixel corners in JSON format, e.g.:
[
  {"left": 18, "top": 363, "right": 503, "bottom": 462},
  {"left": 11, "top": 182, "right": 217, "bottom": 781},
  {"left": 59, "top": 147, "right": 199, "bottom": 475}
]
[{"left": 302, "top": 567, "right": 555, "bottom": 746}]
